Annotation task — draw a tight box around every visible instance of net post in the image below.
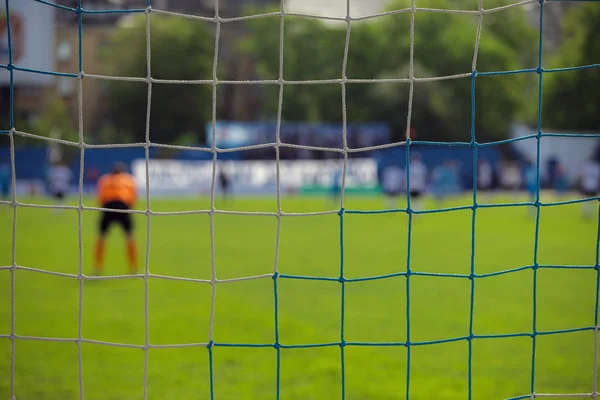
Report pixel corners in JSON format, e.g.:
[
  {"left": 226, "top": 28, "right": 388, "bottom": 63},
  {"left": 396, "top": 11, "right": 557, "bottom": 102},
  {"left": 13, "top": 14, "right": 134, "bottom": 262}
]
[{"left": 207, "top": 0, "right": 221, "bottom": 397}]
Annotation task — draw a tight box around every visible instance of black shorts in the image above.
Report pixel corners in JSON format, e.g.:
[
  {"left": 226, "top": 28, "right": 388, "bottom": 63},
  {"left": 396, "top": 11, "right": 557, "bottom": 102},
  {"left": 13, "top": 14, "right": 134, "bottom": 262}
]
[
  {"left": 100, "top": 201, "right": 132, "bottom": 235},
  {"left": 410, "top": 190, "right": 423, "bottom": 199}
]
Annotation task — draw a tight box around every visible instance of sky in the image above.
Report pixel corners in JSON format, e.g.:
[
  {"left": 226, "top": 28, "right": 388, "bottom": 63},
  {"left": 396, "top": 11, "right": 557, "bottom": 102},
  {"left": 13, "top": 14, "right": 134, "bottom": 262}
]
[{"left": 284, "top": 0, "right": 389, "bottom": 19}]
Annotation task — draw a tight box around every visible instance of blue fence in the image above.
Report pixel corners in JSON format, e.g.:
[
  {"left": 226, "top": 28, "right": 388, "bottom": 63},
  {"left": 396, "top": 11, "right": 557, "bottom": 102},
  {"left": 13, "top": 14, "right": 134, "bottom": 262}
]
[
  {"left": 375, "top": 145, "right": 502, "bottom": 189},
  {"left": 0, "top": 145, "right": 502, "bottom": 190}
]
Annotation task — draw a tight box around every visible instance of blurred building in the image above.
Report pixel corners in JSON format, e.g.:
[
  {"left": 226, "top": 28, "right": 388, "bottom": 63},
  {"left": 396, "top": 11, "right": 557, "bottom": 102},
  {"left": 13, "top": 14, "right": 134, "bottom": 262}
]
[
  {"left": 2, "top": 0, "right": 579, "bottom": 142},
  {"left": 47, "top": 0, "right": 275, "bottom": 140}
]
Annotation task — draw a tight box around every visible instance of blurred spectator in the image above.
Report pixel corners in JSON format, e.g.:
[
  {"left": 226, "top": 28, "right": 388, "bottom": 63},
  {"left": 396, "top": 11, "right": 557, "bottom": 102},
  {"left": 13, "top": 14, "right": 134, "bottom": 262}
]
[
  {"left": 0, "top": 158, "right": 10, "bottom": 200},
  {"left": 381, "top": 164, "right": 404, "bottom": 209},
  {"left": 501, "top": 161, "right": 522, "bottom": 201},
  {"left": 547, "top": 156, "right": 559, "bottom": 189},
  {"left": 47, "top": 160, "right": 73, "bottom": 210},
  {"left": 578, "top": 156, "right": 600, "bottom": 219},
  {"left": 524, "top": 161, "right": 538, "bottom": 215},
  {"left": 477, "top": 158, "right": 494, "bottom": 202},
  {"left": 431, "top": 160, "right": 452, "bottom": 205},
  {"left": 554, "top": 162, "right": 569, "bottom": 199},
  {"left": 409, "top": 152, "right": 428, "bottom": 211}
]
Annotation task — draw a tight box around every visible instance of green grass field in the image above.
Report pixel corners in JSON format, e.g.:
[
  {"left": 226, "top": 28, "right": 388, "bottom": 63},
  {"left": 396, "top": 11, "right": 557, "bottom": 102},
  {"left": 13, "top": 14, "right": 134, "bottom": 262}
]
[{"left": 0, "top": 193, "right": 598, "bottom": 400}]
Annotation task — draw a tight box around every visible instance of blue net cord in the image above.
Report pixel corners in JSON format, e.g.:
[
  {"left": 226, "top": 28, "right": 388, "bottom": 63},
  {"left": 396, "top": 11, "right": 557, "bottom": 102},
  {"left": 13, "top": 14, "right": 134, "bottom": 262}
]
[
  {"left": 5, "top": 1, "right": 16, "bottom": 400},
  {"left": 530, "top": 0, "right": 545, "bottom": 394},
  {"left": 468, "top": 70, "right": 477, "bottom": 400}
]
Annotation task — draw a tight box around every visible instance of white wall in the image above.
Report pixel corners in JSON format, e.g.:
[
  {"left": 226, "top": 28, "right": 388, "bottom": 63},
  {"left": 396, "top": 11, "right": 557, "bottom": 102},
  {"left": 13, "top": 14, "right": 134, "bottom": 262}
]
[
  {"left": 284, "top": 0, "right": 388, "bottom": 19},
  {"left": 511, "top": 124, "right": 599, "bottom": 184}
]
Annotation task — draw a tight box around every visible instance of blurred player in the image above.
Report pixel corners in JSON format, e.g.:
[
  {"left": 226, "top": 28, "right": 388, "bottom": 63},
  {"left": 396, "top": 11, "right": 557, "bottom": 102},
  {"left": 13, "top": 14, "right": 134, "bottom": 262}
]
[
  {"left": 524, "top": 161, "right": 538, "bottom": 216},
  {"left": 408, "top": 152, "right": 428, "bottom": 211},
  {"left": 381, "top": 164, "right": 404, "bottom": 209},
  {"left": 431, "top": 161, "right": 452, "bottom": 205},
  {"left": 47, "top": 160, "right": 72, "bottom": 209},
  {"left": 477, "top": 158, "right": 494, "bottom": 202},
  {"left": 554, "top": 162, "right": 569, "bottom": 200},
  {"left": 218, "top": 167, "right": 230, "bottom": 200},
  {"left": 501, "top": 161, "right": 522, "bottom": 201},
  {"left": 0, "top": 159, "right": 10, "bottom": 201},
  {"left": 578, "top": 157, "right": 600, "bottom": 219},
  {"left": 95, "top": 162, "right": 138, "bottom": 275},
  {"left": 330, "top": 166, "right": 343, "bottom": 205},
  {"left": 448, "top": 160, "right": 462, "bottom": 197}
]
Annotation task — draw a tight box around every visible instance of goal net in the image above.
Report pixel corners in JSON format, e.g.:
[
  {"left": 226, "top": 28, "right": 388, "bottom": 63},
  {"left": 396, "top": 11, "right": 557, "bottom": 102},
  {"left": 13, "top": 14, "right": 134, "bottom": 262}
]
[{"left": 1, "top": 0, "right": 599, "bottom": 399}]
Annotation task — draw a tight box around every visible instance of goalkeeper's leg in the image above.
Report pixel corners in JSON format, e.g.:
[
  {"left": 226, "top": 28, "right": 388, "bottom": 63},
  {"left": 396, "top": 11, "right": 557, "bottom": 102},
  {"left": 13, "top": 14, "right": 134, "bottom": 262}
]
[
  {"left": 94, "top": 213, "right": 110, "bottom": 275},
  {"left": 94, "top": 204, "right": 137, "bottom": 274},
  {"left": 121, "top": 214, "right": 138, "bottom": 274}
]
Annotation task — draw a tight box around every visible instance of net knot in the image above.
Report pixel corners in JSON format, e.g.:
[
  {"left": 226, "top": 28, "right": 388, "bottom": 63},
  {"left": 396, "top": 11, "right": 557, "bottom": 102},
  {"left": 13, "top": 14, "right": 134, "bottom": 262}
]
[
  {"left": 472, "top": 203, "right": 478, "bottom": 211},
  {"left": 339, "top": 340, "right": 346, "bottom": 348},
  {"left": 272, "top": 272, "right": 279, "bottom": 280},
  {"left": 467, "top": 334, "right": 474, "bottom": 342},
  {"left": 405, "top": 270, "right": 412, "bottom": 277},
  {"left": 338, "top": 276, "right": 346, "bottom": 283},
  {"left": 469, "top": 273, "right": 475, "bottom": 280},
  {"left": 404, "top": 341, "right": 411, "bottom": 348},
  {"left": 75, "top": 6, "right": 83, "bottom": 14},
  {"left": 273, "top": 342, "right": 281, "bottom": 350},
  {"left": 595, "top": 264, "right": 599, "bottom": 271},
  {"left": 338, "top": 208, "right": 345, "bottom": 217},
  {"left": 207, "top": 340, "right": 214, "bottom": 349},
  {"left": 536, "top": 67, "right": 544, "bottom": 74},
  {"left": 6, "top": 63, "right": 13, "bottom": 71},
  {"left": 532, "top": 263, "right": 539, "bottom": 271},
  {"left": 471, "top": 70, "right": 478, "bottom": 78}
]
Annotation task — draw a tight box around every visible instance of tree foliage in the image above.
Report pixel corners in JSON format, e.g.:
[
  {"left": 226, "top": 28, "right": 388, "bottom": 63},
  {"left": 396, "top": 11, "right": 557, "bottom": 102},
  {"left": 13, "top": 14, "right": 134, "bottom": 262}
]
[
  {"left": 103, "top": 14, "right": 214, "bottom": 143},
  {"left": 543, "top": 3, "right": 600, "bottom": 132},
  {"left": 241, "top": 0, "right": 538, "bottom": 141}
]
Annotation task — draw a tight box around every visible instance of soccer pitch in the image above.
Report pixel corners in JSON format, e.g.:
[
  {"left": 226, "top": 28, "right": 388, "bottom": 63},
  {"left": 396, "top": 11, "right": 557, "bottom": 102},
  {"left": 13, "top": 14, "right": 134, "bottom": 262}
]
[{"left": 0, "top": 194, "right": 598, "bottom": 400}]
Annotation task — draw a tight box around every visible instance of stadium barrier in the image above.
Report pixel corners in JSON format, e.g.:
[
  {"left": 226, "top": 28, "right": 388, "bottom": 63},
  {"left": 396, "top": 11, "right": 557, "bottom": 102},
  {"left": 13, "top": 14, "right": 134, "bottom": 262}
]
[{"left": 131, "top": 158, "right": 379, "bottom": 196}]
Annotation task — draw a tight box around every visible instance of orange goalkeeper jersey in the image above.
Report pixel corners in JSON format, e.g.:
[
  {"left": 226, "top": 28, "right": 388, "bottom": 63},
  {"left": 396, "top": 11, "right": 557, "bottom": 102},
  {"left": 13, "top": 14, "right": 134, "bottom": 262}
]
[{"left": 97, "top": 172, "right": 137, "bottom": 207}]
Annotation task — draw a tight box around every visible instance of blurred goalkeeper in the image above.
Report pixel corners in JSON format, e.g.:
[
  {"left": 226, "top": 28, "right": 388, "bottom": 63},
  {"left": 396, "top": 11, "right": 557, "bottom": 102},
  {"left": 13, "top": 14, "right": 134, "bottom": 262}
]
[{"left": 94, "top": 162, "right": 138, "bottom": 275}]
